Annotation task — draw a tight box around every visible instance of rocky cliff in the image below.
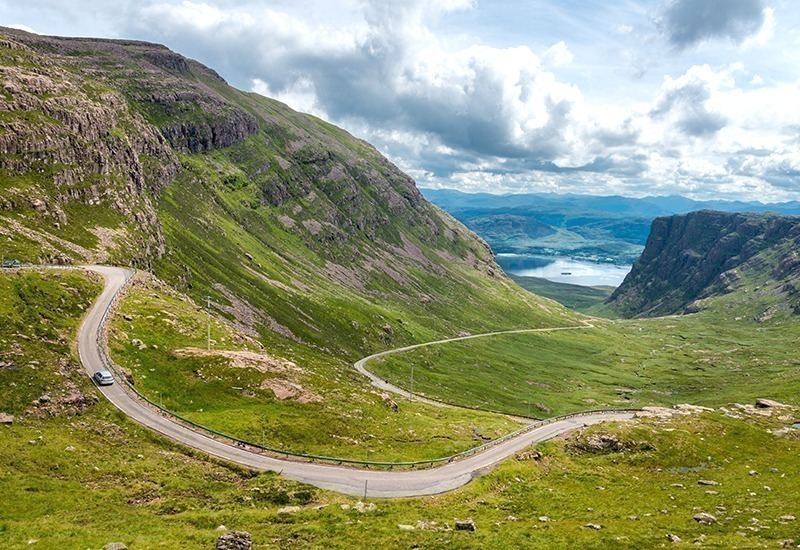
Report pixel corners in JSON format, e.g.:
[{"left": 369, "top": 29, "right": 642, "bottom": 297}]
[
  {"left": 605, "top": 210, "right": 800, "bottom": 318},
  {"left": 0, "top": 32, "right": 181, "bottom": 264}
]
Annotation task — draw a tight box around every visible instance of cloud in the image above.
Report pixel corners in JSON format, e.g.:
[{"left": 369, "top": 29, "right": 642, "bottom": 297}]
[
  {"left": 6, "top": 23, "right": 39, "bottom": 34},
  {"left": 649, "top": 64, "right": 729, "bottom": 137},
  {"left": 5, "top": 0, "right": 799, "bottom": 201},
  {"left": 657, "top": 0, "right": 770, "bottom": 49},
  {"left": 125, "top": 0, "right": 594, "bottom": 168},
  {"left": 543, "top": 41, "right": 574, "bottom": 66}
]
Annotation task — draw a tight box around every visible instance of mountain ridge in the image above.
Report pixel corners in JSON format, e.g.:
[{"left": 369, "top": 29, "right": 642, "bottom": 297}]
[
  {"left": 422, "top": 188, "right": 800, "bottom": 265},
  {"left": 0, "top": 27, "right": 571, "bottom": 364}
]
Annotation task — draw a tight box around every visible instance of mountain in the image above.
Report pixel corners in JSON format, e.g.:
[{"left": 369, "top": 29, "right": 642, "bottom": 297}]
[
  {"left": 0, "top": 28, "right": 574, "bottom": 362},
  {"left": 421, "top": 188, "right": 800, "bottom": 265},
  {"left": 604, "top": 210, "right": 800, "bottom": 318}
]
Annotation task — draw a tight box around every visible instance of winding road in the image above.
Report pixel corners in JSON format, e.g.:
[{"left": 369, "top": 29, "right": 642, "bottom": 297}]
[
  {"left": 355, "top": 325, "right": 592, "bottom": 406},
  {"left": 77, "top": 265, "right": 633, "bottom": 497}
]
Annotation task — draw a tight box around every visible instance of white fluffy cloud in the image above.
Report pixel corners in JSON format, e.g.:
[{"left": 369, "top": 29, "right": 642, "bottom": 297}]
[{"left": 3, "top": 0, "right": 800, "bottom": 200}]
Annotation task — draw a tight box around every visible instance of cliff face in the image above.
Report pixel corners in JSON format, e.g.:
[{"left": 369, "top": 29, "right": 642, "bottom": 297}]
[
  {"left": 0, "top": 33, "right": 180, "bottom": 264},
  {"left": 605, "top": 210, "right": 800, "bottom": 318}
]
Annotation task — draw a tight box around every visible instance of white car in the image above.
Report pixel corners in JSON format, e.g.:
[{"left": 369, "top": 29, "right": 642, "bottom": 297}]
[{"left": 93, "top": 370, "right": 114, "bottom": 386}]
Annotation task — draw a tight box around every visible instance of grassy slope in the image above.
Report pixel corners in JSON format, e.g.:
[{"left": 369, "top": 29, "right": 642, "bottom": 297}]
[
  {"left": 150, "top": 96, "right": 576, "bottom": 361},
  {"left": 372, "top": 228, "right": 800, "bottom": 417},
  {"left": 0, "top": 30, "right": 576, "bottom": 360},
  {"left": 108, "top": 275, "right": 523, "bottom": 461},
  {"left": 3, "top": 267, "right": 799, "bottom": 550},
  {"left": 371, "top": 305, "right": 800, "bottom": 417},
  {"left": 509, "top": 274, "right": 613, "bottom": 312},
  {"left": 0, "top": 31, "right": 581, "bottom": 459}
]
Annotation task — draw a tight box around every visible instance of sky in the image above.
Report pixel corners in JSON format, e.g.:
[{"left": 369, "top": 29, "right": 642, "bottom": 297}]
[{"left": 3, "top": 0, "right": 800, "bottom": 201}]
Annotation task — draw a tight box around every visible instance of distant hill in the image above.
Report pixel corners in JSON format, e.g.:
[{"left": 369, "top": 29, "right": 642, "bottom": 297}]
[
  {"left": 604, "top": 210, "right": 800, "bottom": 318},
  {"left": 422, "top": 188, "right": 800, "bottom": 265}
]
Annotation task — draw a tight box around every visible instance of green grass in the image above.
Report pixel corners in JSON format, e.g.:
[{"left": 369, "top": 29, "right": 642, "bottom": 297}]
[
  {"left": 509, "top": 274, "right": 614, "bottom": 312},
  {"left": 151, "top": 132, "right": 579, "bottom": 362},
  {"left": 0, "top": 268, "right": 102, "bottom": 414},
  {"left": 3, "top": 33, "right": 800, "bottom": 547},
  {"left": 3, "top": 269, "right": 800, "bottom": 549},
  {"left": 370, "top": 309, "right": 800, "bottom": 417},
  {"left": 108, "top": 276, "right": 525, "bottom": 462}
]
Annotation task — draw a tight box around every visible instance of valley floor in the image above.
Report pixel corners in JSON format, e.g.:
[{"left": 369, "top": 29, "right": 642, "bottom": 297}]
[{"left": 1, "top": 268, "right": 798, "bottom": 548}]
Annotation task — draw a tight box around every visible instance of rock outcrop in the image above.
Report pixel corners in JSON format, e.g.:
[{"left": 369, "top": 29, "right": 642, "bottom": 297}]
[
  {"left": 606, "top": 210, "right": 800, "bottom": 318},
  {"left": 0, "top": 29, "right": 180, "bottom": 265},
  {"left": 216, "top": 530, "right": 252, "bottom": 550}
]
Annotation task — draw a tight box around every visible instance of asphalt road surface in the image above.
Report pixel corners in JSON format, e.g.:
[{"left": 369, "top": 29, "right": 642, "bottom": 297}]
[{"left": 77, "top": 265, "right": 632, "bottom": 497}]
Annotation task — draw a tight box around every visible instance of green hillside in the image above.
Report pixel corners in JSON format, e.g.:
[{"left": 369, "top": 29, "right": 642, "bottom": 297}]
[
  {"left": 2, "top": 28, "right": 800, "bottom": 549},
  {"left": 2, "top": 270, "right": 798, "bottom": 549},
  {"left": 0, "top": 27, "right": 576, "bottom": 361},
  {"left": 0, "top": 28, "right": 577, "bottom": 461}
]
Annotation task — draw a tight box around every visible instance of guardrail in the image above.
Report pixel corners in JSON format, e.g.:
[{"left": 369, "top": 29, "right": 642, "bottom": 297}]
[
  {"left": 73, "top": 265, "right": 640, "bottom": 470},
  {"left": 9, "top": 264, "right": 640, "bottom": 469}
]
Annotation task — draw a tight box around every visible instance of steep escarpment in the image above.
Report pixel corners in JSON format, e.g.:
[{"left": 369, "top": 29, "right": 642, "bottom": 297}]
[
  {"left": 0, "top": 34, "right": 179, "bottom": 264},
  {"left": 0, "top": 27, "right": 572, "bottom": 362},
  {"left": 3, "top": 30, "right": 260, "bottom": 153},
  {"left": 605, "top": 210, "right": 800, "bottom": 318}
]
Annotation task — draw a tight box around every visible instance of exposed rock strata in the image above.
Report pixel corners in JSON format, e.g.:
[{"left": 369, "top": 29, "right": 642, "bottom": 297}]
[{"left": 606, "top": 210, "right": 800, "bottom": 317}]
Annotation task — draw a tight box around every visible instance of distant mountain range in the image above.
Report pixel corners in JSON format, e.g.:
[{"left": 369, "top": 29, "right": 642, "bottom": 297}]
[{"left": 422, "top": 188, "right": 800, "bottom": 264}]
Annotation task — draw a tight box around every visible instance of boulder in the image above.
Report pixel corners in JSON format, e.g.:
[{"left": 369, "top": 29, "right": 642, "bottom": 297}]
[
  {"left": 666, "top": 533, "right": 682, "bottom": 543},
  {"left": 698, "top": 480, "right": 718, "bottom": 486},
  {"left": 575, "top": 433, "right": 623, "bottom": 452},
  {"left": 354, "top": 501, "right": 376, "bottom": 513},
  {"left": 277, "top": 506, "right": 301, "bottom": 514},
  {"left": 0, "top": 413, "right": 14, "bottom": 424},
  {"left": 693, "top": 513, "right": 717, "bottom": 524},
  {"left": 216, "top": 530, "right": 252, "bottom": 550},
  {"left": 380, "top": 392, "right": 399, "bottom": 413},
  {"left": 756, "top": 399, "right": 788, "bottom": 408},
  {"left": 516, "top": 449, "right": 542, "bottom": 461},
  {"left": 131, "top": 338, "right": 147, "bottom": 350},
  {"left": 455, "top": 519, "right": 476, "bottom": 531},
  {"left": 585, "top": 523, "right": 602, "bottom": 530},
  {"left": 103, "top": 544, "right": 128, "bottom": 550},
  {"left": 634, "top": 406, "right": 674, "bottom": 419}
]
